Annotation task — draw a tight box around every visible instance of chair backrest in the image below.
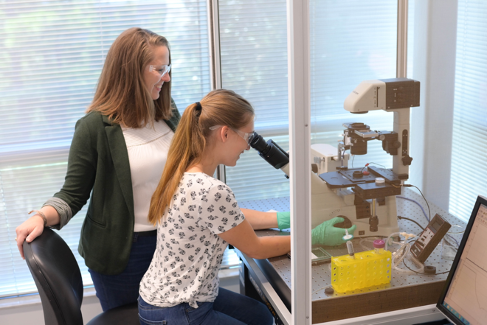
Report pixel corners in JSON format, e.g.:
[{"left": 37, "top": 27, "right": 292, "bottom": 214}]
[{"left": 23, "top": 227, "right": 84, "bottom": 325}]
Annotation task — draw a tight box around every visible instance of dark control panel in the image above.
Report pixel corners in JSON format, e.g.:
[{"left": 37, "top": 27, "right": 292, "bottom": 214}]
[{"left": 379, "top": 78, "right": 420, "bottom": 109}]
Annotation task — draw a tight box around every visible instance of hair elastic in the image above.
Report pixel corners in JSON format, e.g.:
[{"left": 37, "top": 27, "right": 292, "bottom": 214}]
[{"left": 194, "top": 102, "right": 202, "bottom": 117}]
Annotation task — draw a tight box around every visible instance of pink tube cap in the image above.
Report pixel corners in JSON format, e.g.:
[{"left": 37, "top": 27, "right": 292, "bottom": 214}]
[{"left": 373, "top": 239, "right": 385, "bottom": 248}]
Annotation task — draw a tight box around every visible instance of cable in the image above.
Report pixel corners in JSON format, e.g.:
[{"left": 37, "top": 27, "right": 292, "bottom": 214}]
[
  {"left": 403, "top": 257, "right": 450, "bottom": 275},
  {"left": 405, "top": 184, "right": 431, "bottom": 222},
  {"left": 397, "top": 192, "right": 462, "bottom": 249},
  {"left": 360, "top": 163, "right": 369, "bottom": 172},
  {"left": 392, "top": 183, "right": 431, "bottom": 222},
  {"left": 313, "top": 286, "right": 327, "bottom": 294},
  {"left": 397, "top": 215, "right": 425, "bottom": 231},
  {"left": 401, "top": 258, "right": 424, "bottom": 274},
  {"left": 360, "top": 162, "right": 387, "bottom": 173},
  {"left": 396, "top": 196, "right": 429, "bottom": 223},
  {"left": 443, "top": 235, "right": 459, "bottom": 249},
  {"left": 368, "top": 162, "right": 386, "bottom": 168},
  {"left": 391, "top": 241, "right": 419, "bottom": 275},
  {"left": 444, "top": 225, "right": 465, "bottom": 248}
]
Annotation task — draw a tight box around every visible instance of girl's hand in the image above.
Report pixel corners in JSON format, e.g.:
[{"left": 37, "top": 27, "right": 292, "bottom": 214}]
[{"left": 312, "top": 217, "right": 357, "bottom": 246}]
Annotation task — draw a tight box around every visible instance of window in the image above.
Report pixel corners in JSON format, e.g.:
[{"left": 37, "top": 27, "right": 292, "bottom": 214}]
[
  {"left": 449, "top": 0, "right": 487, "bottom": 220},
  {"left": 219, "top": 0, "right": 290, "bottom": 201},
  {"left": 0, "top": 0, "right": 210, "bottom": 298},
  {"left": 309, "top": 0, "right": 415, "bottom": 169},
  {"left": 222, "top": 0, "right": 415, "bottom": 202}
]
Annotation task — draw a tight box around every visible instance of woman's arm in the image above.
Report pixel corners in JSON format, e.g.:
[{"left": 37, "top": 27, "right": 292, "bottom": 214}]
[
  {"left": 240, "top": 208, "right": 278, "bottom": 230},
  {"left": 218, "top": 219, "right": 290, "bottom": 259},
  {"left": 16, "top": 116, "right": 98, "bottom": 258}
]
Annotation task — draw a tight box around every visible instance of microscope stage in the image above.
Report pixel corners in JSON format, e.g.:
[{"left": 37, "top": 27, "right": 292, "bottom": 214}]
[{"left": 319, "top": 166, "right": 401, "bottom": 189}]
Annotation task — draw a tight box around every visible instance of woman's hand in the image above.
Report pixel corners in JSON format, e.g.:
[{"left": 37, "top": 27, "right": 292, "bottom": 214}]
[
  {"left": 15, "top": 206, "right": 60, "bottom": 259},
  {"left": 15, "top": 215, "right": 45, "bottom": 259}
]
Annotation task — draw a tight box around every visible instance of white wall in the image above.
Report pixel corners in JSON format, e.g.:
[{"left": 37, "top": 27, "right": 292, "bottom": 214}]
[{"left": 410, "top": 0, "right": 458, "bottom": 210}]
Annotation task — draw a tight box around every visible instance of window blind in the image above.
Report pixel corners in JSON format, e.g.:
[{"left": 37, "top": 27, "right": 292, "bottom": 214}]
[
  {"left": 309, "top": 0, "right": 415, "bottom": 170},
  {"left": 221, "top": 0, "right": 415, "bottom": 202},
  {"left": 219, "top": 0, "right": 290, "bottom": 201},
  {"left": 0, "top": 0, "right": 210, "bottom": 298},
  {"left": 449, "top": 1, "right": 487, "bottom": 221}
]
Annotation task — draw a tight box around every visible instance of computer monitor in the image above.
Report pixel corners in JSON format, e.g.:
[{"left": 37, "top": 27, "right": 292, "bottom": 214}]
[{"left": 437, "top": 195, "right": 487, "bottom": 325}]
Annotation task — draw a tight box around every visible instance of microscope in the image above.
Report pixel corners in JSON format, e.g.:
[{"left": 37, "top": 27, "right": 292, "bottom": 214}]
[{"left": 251, "top": 78, "right": 420, "bottom": 237}]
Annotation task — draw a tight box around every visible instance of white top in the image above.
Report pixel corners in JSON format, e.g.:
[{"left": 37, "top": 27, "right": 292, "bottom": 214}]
[
  {"left": 122, "top": 120, "right": 174, "bottom": 232},
  {"left": 139, "top": 173, "right": 245, "bottom": 308}
]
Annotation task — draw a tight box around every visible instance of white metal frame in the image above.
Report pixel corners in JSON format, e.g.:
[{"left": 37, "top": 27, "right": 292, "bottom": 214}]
[
  {"left": 318, "top": 305, "right": 445, "bottom": 325},
  {"left": 207, "top": 0, "right": 226, "bottom": 182},
  {"left": 208, "top": 1, "right": 414, "bottom": 324},
  {"left": 285, "top": 1, "right": 411, "bottom": 324},
  {"left": 392, "top": 0, "right": 410, "bottom": 177},
  {"left": 287, "top": 0, "right": 311, "bottom": 324}
]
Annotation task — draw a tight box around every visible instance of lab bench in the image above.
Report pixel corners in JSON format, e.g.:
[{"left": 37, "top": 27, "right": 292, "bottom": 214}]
[{"left": 236, "top": 188, "right": 467, "bottom": 324}]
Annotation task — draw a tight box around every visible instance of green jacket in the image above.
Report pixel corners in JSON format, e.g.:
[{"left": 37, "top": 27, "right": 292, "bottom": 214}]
[{"left": 54, "top": 103, "right": 181, "bottom": 275}]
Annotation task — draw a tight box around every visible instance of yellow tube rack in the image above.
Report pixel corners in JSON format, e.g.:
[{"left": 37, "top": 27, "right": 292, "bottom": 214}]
[{"left": 331, "top": 249, "right": 392, "bottom": 293}]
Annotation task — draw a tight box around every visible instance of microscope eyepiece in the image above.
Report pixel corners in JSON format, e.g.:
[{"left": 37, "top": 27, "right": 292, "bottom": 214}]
[
  {"left": 250, "top": 131, "right": 289, "bottom": 169},
  {"left": 249, "top": 132, "right": 268, "bottom": 153}
]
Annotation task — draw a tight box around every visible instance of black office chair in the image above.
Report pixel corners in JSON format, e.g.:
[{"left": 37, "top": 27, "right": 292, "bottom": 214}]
[{"left": 23, "top": 227, "right": 140, "bottom": 325}]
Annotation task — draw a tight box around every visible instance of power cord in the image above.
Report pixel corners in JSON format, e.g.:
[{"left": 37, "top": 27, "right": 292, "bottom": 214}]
[
  {"left": 397, "top": 215, "right": 425, "bottom": 231},
  {"left": 392, "top": 183, "right": 432, "bottom": 222},
  {"left": 402, "top": 256, "right": 450, "bottom": 275}
]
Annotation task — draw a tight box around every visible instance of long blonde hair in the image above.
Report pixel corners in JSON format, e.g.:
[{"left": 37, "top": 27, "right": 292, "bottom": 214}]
[
  {"left": 86, "top": 27, "right": 172, "bottom": 127},
  {"left": 148, "top": 89, "right": 255, "bottom": 225}
]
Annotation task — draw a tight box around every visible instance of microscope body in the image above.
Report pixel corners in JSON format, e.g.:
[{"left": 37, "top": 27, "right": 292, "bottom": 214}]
[
  {"left": 312, "top": 143, "right": 401, "bottom": 237},
  {"left": 251, "top": 78, "right": 420, "bottom": 237},
  {"left": 279, "top": 144, "right": 401, "bottom": 237}
]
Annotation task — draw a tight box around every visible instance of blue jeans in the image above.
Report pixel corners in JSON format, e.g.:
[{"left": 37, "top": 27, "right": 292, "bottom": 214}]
[
  {"left": 89, "top": 233, "right": 157, "bottom": 311},
  {"left": 138, "top": 287, "right": 274, "bottom": 325}
]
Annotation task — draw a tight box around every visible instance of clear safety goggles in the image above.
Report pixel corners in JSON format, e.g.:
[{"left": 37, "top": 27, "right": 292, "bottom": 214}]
[
  {"left": 209, "top": 125, "right": 256, "bottom": 146},
  {"left": 149, "top": 64, "right": 171, "bottom": 79}
]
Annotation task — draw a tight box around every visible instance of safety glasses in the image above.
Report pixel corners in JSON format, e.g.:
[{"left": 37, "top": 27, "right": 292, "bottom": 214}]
[
  {"left": 209, "top": 125, "right": 256, "bottom": 146},
  {"left": 149, "top": 64, "right": 171, "bottom": 79}
]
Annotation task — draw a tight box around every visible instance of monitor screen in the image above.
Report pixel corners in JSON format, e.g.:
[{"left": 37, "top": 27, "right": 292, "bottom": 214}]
[{"left": 437, "top": 195, "right": 487, "bottom": 325}]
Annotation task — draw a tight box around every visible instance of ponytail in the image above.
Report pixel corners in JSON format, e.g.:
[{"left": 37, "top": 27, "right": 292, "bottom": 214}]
[
  {"left": 148, "top": 89, "right": 254, "bottom": 225},
  {"left": 148, "top": 102, "right": 204, "bottom": 225}
]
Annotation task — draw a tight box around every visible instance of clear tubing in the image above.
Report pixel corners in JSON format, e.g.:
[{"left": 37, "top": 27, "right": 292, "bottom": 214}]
[
  {"left": 385, "top": 232, "right": 402, "bottom": 251},
  {"left": 386, "top": 232, "right": 423, "bottom": 275},
  {"left": 359, "top": 237, "right": 382, "bottom": 251}
]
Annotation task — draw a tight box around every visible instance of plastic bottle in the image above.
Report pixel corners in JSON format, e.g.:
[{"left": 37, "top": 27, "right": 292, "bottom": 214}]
[
  {"left": 346, "top": 240, "right": 355, "bottom": 258},
  {"left": 344, "top": 229, "right": 355, "bottom": 257},
  {"left": 373, "top": 239, "right": 385, "bottom": 254}
]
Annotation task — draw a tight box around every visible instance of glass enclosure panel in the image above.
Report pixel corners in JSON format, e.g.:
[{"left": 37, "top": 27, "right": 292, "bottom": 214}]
[
  {"left": 449, "top": 0, "right": 487, "bottom": 220},
  {"left": 219, "top": 0, "right": 289, "bottom": 202},
  {"left": 309, "top": 0, "right": 415, "bottom": 169}
]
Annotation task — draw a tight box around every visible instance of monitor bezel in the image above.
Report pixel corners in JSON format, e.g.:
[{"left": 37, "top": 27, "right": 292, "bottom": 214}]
[{"left": 436, "top": 195, "right": 487, "bottom": 325}]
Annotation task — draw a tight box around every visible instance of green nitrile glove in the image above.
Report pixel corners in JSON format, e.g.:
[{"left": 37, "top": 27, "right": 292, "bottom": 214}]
[
  {"left": 276, "top": 211, "right": 290, "bottom": 230},
  {"left": 312, "top": 217, "right": 357, "bottom": 246}
]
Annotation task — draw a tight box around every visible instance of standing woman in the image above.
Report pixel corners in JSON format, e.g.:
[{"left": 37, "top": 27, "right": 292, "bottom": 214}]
[
  {"left": 15, "top": 27, "right": 180, "bottom": 311},
  {"left": 138, "top": 89, "right": 286, "bottom": 325}
]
